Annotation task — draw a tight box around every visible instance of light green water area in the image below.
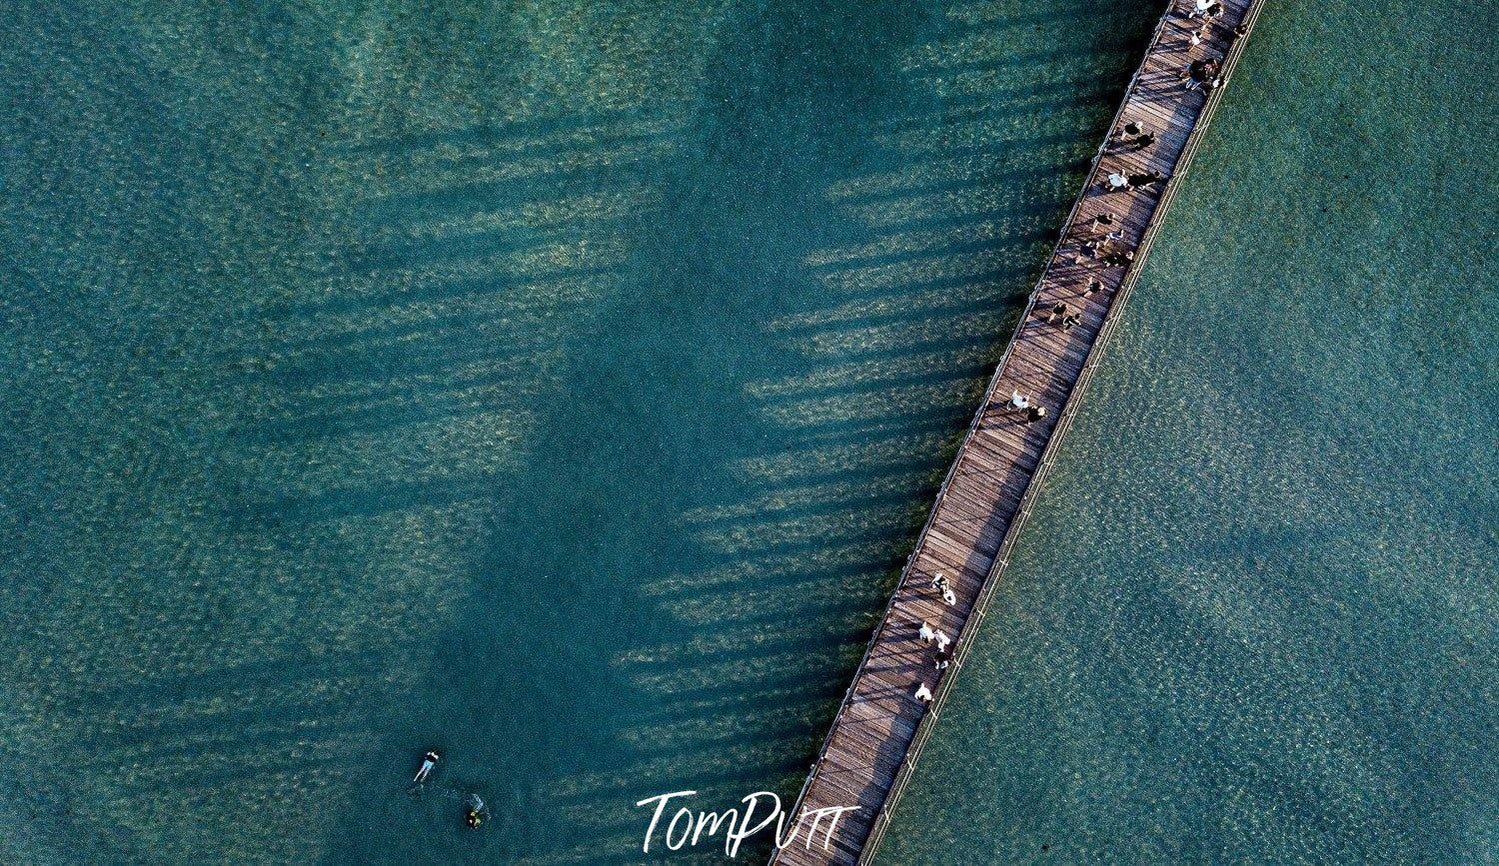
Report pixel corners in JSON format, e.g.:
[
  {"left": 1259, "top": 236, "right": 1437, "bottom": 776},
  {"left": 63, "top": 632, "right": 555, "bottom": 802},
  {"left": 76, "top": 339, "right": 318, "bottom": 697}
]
[
  {"left": 0, "top": 1, "right": 1166, "bottom": 862},
  {"left": 880, "top": 0, "right": 1498, "bottom": 862}
]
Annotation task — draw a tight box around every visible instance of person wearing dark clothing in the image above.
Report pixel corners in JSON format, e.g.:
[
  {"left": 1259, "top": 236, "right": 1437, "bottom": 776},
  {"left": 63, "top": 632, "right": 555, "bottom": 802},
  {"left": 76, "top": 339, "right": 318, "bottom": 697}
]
[
  {"left": 1184, "top": 57, "right": 1221, "bottom": 89},
  {"left": 1128, "top": 171, "right": 1166, "bottom": 189}
]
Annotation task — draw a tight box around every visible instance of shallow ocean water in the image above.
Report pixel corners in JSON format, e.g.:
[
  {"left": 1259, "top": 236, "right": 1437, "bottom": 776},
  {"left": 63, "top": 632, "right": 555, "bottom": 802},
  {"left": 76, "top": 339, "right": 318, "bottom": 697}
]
[
  {"left": 878, "top": 0, "right": 1497, "bottom": 861},
  {"left": 0, "top": 1, "right": 1162, "bottom": 862}
]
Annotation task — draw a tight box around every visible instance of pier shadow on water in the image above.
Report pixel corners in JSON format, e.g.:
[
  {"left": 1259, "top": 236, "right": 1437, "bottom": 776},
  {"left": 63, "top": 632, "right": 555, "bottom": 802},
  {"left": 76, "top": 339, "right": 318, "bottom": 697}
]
[{"left": 0, "top": 0, "right": 1158, "bottom": 862}]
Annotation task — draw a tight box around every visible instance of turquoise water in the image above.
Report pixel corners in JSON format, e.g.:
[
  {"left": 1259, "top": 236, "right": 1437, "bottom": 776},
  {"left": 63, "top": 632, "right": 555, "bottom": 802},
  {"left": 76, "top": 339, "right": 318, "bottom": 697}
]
[
  {"left": 0, "top": 1, "right": 1163, "bottom": 861},
  {"left": 879, "top": 0, "right": 1498, "bottom": 861}
]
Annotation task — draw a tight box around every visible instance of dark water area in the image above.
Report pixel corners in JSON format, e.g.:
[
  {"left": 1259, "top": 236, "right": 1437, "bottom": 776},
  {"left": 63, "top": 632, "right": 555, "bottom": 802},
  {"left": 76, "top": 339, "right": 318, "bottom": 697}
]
[
  {"left": 0, "top": 1, "right": 1160, "bottom": 861},
  {"left": 880, "top": 0, "right": 1497, "bottom": 861}
]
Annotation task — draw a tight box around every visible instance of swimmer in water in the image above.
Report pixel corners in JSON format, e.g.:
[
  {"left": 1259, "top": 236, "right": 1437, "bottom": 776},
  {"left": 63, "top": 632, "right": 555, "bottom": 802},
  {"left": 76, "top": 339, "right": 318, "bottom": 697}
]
[
  {"left": 466, "top": 794, "right": 486, "bottom": 829},
  {"left": 413, "top": 750, "right": 439, "bottom": 784}
]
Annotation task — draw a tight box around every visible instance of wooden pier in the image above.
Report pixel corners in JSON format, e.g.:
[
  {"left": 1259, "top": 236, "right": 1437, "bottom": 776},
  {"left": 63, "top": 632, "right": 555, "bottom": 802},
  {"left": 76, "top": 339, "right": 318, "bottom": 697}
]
[{"left": 771, "top": 1, "right": 1266, "bottom": 863}]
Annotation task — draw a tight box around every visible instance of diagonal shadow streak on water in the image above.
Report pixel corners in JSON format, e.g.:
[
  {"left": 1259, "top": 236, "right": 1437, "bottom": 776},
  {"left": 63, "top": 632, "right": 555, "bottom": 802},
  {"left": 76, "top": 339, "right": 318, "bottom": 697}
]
[{"left": 0, "top": 1, "right": 1161, "bottom": 863}]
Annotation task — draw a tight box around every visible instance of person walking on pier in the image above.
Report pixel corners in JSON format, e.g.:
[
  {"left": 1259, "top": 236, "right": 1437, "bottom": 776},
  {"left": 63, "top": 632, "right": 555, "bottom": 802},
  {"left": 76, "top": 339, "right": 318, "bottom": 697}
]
[
  {"left": 1042, "top": 303, "right": 1081, "bottom": 331},
  {"left": 918, "top": 621, "right": 937, "bottom": 643},
  {"left": 1023, "top": 405, "right": 1048, "bottom": 425},
  {"left": 1101, "top": 247, "right": 1135, "bottom": 268},
  {"left": 1009, "top": 390, "right": 1031, "bottom": 410},
  {"left": 1112, "top": 122, "right": 1155, "bottom": 152},
  {"left": 930, "top": 572, "right": 957, "bottom": 606},
  {"left": 1128, "top": 170, "right": 1165, "bottom": 190},
  {"left": 913, "top": 682, "right": 934, "bottom": 705},
  {"left": 934, "top": 647, "right": 953, "bottom": 671},
  {"left": 1189, "top": 0, "right": 1223, "bottom": 19},
  {"left": 1130, "top": 130, "right": 1156, "bottom": 150},
  {"left": 1183, "top": 57, "right": 1221, "bottom": 90}
]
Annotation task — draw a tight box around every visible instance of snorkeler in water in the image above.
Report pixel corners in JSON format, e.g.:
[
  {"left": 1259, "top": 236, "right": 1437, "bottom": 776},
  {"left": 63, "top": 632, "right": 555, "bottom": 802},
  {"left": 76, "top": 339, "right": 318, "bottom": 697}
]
[
  {"left": 413, "top": 750, "right": 440, "bottom": 784},
  {"left": 466, "top": 794, "right": 487, "bottom": 829}
]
